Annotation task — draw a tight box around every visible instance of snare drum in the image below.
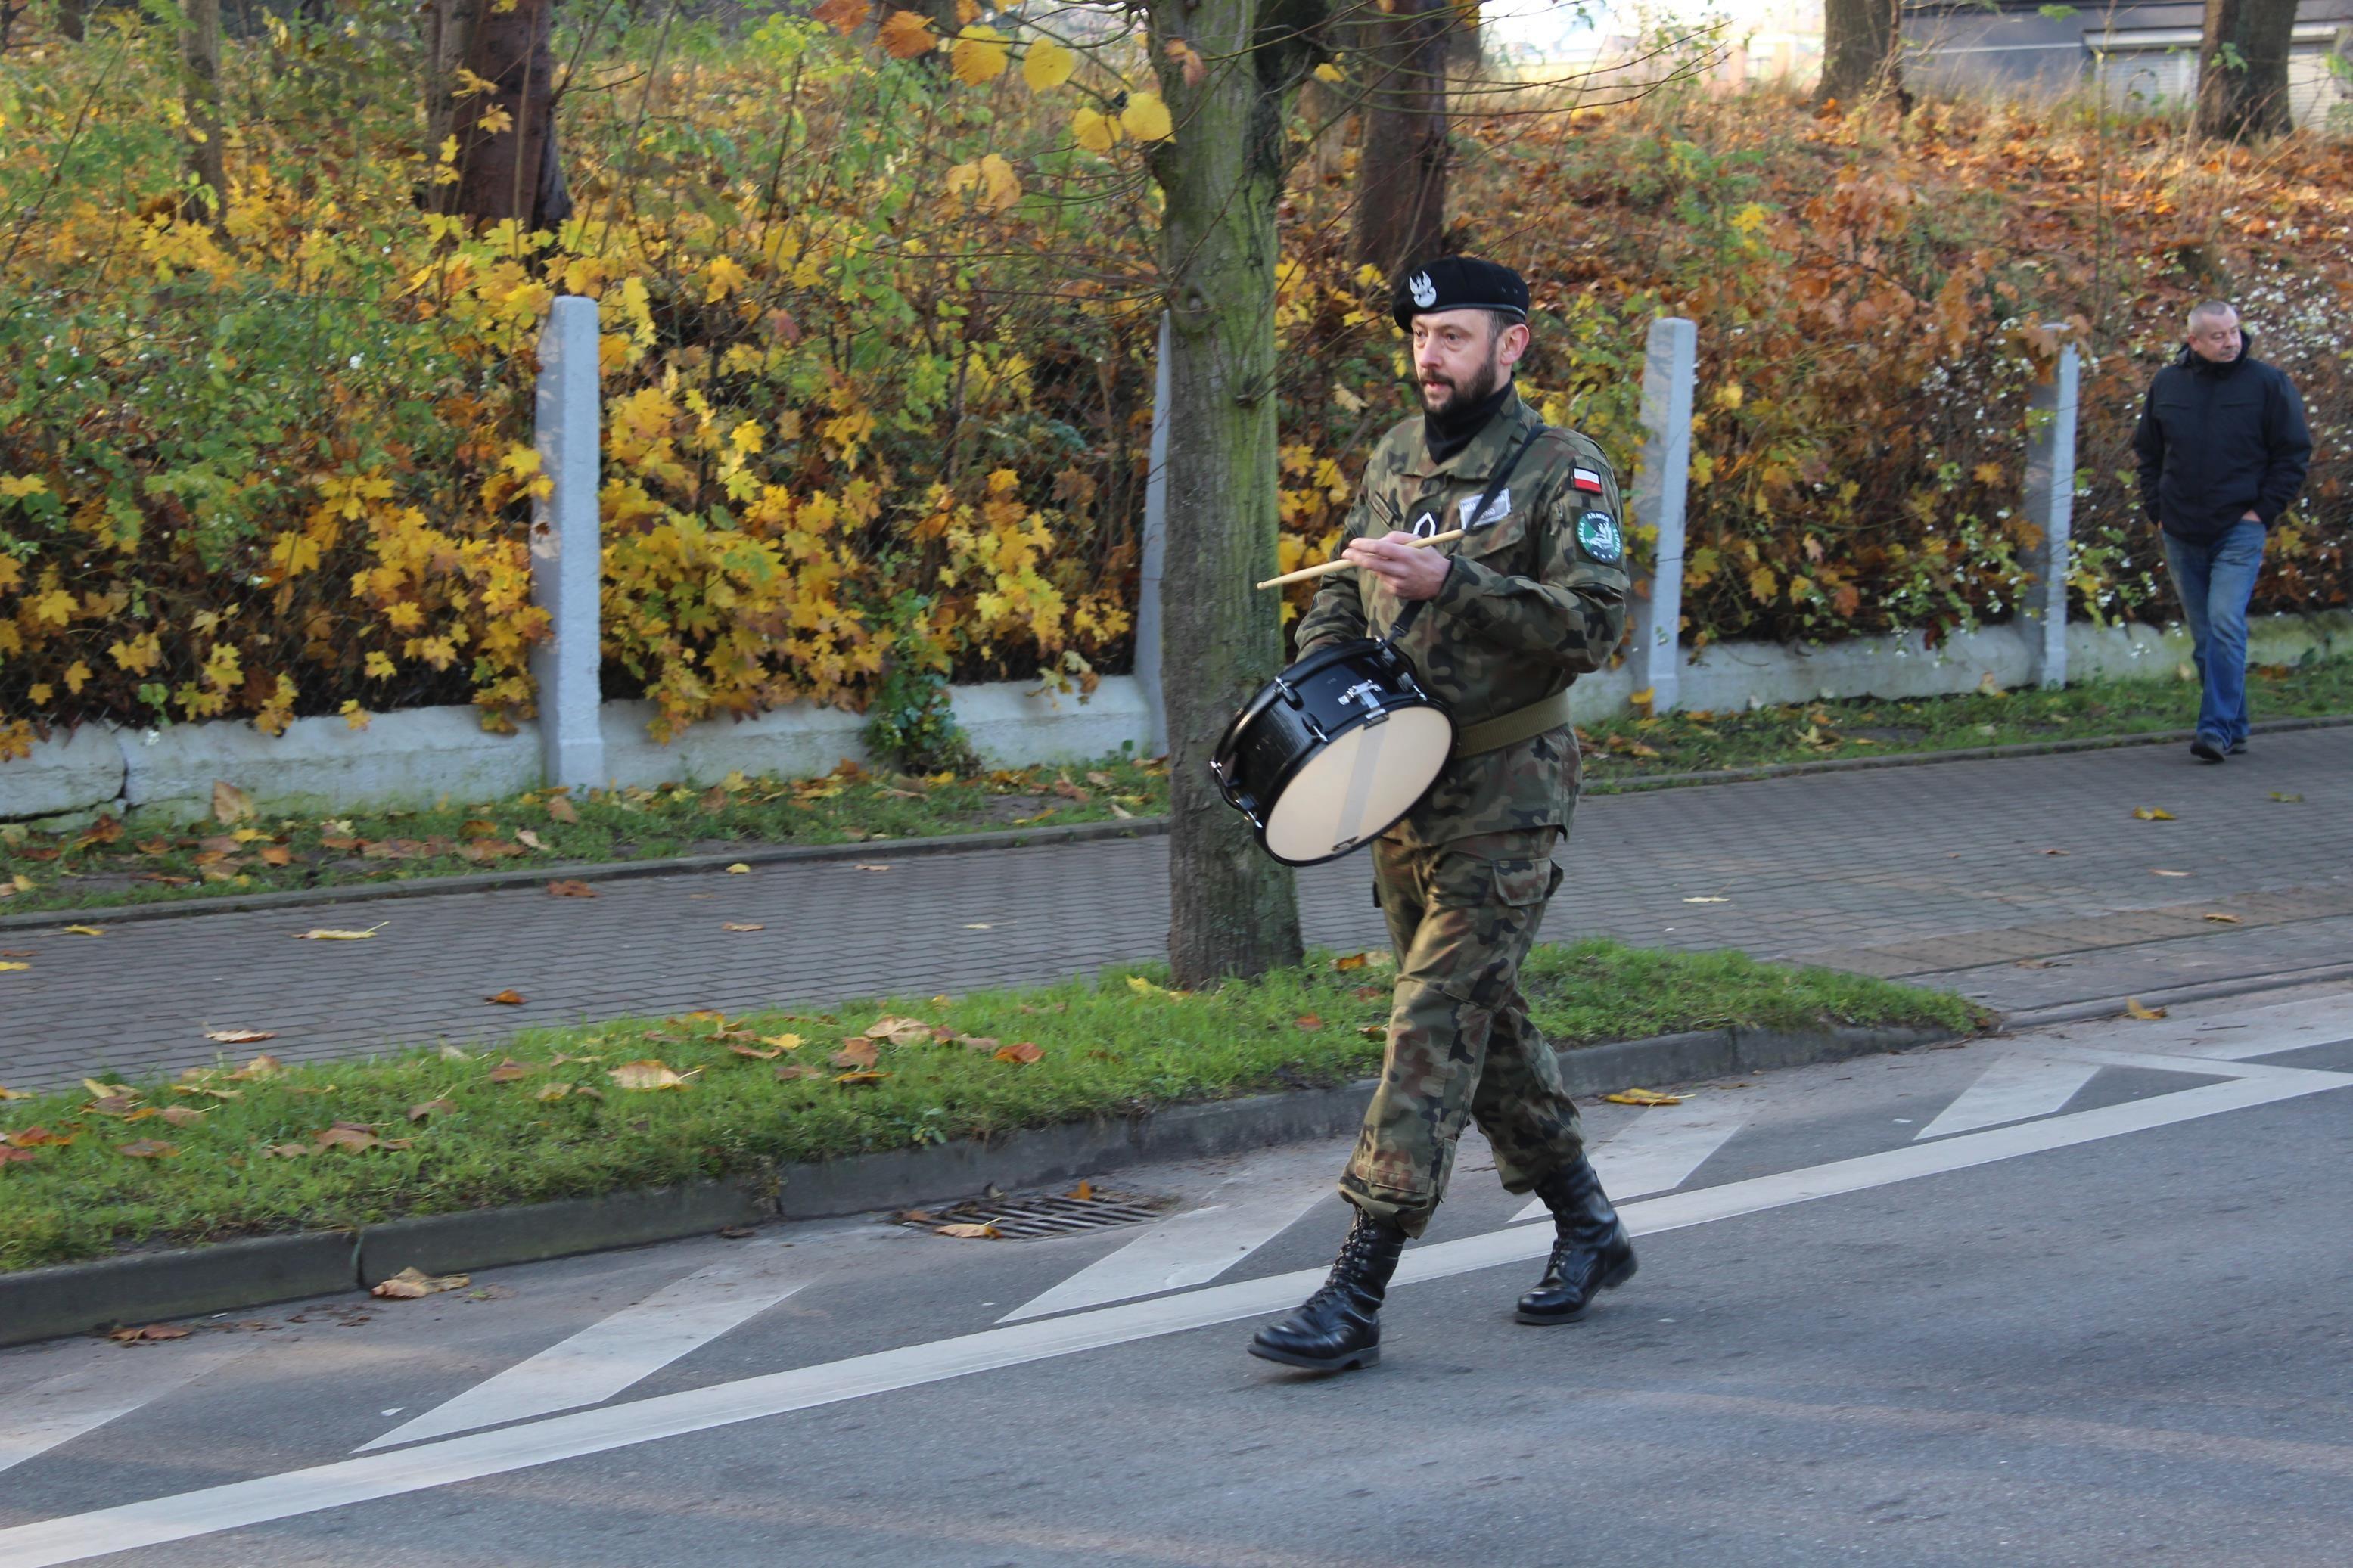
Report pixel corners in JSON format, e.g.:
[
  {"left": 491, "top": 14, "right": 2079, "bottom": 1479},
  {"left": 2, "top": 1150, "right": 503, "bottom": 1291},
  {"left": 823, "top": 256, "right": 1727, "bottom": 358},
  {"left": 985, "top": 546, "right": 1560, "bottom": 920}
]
[{"left": 1210, "top": 639, "right": 1454, "bottom": 865}]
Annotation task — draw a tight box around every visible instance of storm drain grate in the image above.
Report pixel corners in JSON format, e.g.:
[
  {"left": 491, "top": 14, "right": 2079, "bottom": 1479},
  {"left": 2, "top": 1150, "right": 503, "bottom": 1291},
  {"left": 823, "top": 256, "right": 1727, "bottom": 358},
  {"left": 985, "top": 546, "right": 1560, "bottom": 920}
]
[{"left": 904, "top": 1188, "right": 1175, "bottom": 1240}]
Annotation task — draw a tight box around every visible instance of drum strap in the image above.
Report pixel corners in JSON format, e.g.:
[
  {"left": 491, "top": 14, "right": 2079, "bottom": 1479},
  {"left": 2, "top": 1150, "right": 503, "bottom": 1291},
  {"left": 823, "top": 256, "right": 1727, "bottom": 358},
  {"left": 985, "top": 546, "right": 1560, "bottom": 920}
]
[
  {"left": 1452, "top": 687, "right": 1574, "bottom": 759},
  {"left": 1382, "top": 424, "right": 1546, "bottom": 649}
]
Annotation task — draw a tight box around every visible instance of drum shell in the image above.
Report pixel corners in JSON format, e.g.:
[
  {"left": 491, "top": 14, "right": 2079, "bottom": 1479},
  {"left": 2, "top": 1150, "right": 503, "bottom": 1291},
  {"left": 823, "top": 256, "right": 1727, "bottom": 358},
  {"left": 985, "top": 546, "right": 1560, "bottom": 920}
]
[{"left": 1211, "top": 640, "right": 1453, "bottom": 866}]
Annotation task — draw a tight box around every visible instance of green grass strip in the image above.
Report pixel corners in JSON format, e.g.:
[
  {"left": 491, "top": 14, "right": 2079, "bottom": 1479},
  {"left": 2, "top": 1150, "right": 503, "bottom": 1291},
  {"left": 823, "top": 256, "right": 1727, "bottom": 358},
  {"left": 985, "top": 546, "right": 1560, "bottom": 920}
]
[
  {"left": 0, "top": 940, "right": 1985, "bottom": 1272},
  {"left": 1577, "top": 657, "right": 2353, "bottom": 786}
]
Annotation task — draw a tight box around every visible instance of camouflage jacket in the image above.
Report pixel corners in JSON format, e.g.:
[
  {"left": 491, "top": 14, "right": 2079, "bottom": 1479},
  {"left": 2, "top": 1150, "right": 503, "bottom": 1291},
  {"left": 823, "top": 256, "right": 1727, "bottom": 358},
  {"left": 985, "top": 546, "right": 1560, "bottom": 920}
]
[{"left": 1294, "top": 390, "right": 1630, "bottom": 847}]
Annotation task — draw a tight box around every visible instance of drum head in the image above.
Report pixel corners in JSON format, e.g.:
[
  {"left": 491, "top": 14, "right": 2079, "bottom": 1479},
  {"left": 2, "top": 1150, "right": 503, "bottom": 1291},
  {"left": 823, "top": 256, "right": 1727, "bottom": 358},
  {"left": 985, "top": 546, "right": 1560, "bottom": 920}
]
[{"left": 1261, "top": 706, "right": 1454, "bottom": 864}]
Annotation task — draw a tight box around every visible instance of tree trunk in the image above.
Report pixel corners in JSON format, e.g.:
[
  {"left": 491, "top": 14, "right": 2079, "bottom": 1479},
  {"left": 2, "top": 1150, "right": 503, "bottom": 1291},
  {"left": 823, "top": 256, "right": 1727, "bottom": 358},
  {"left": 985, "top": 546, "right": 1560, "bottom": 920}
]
[
  {"left": 56, "top": 0, "right": 85, "bottom": 43},
  {"left": 180, "top": 0, "right": 229, "bottom": 228},
  {"left": 1815, "top": 0, "right": 1901, "bottom": 107},
  {"left": 2196, "top": 0, "right": 2299, "bottom": 138},
  {"left": 1145, "top": 0, "right": 1313, "bottom": 987},
  {"left": 452, "top": 0, "right": 573, "bottom": 231},
  {"left": 421, "top": 0, "right": 480, "bottom": 210},
  {"left": 1351, "top": 0, "right": 1450, "bottom": 281}
]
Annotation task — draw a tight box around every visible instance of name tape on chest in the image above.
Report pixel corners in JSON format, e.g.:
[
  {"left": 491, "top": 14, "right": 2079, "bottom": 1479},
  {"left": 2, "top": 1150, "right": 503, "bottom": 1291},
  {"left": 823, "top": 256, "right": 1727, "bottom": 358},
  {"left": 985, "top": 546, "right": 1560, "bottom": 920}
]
[{"left": 1459, "top": 489, "right": 1512, "bottom": 530}]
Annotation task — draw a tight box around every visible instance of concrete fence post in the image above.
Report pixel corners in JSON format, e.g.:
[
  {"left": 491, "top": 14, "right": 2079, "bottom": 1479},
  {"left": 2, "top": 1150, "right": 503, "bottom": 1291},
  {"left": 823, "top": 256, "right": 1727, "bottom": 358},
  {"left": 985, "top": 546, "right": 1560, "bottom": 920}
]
[
  {"left": 1135, "top": 312, "right": 1171, "bottom": 758},
  {"left": 1629, "top": 316, "right": 1697, "bottom": 713},
  {"left": 2021, "top": 328, "right": 2080, "bottom": 690},
  {"left": 528, "top": 295, "right": 607, "bottom": 790}
]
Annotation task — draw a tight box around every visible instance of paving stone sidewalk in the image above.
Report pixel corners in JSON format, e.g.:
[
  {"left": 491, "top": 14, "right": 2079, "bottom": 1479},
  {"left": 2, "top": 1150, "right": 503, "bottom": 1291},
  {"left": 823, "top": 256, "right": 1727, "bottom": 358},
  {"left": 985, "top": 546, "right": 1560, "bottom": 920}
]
[{"left": 4, "top": 729, "right": 2350, "bottom": 1092}]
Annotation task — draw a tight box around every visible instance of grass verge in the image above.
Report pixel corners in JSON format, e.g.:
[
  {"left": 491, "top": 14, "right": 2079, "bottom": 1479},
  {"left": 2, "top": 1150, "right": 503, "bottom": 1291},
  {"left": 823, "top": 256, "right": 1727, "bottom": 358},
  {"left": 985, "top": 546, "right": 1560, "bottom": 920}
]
[
  {"left": 0, "top": 756, "right": 1170, "bottom": 917},
  {"left": 0, "top": 940, "right": 1985, "bottom": 1271},
  {"left": 1577, "top": 657, "right": 2353, "bottom": 788}
]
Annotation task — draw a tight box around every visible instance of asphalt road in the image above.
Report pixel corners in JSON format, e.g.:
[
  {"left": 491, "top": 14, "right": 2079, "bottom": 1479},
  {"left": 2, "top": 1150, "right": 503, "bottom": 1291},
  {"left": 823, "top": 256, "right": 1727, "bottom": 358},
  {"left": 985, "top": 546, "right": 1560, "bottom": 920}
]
[{"left": 5, "top": 983, "right": 2352, "bottom": 1566}]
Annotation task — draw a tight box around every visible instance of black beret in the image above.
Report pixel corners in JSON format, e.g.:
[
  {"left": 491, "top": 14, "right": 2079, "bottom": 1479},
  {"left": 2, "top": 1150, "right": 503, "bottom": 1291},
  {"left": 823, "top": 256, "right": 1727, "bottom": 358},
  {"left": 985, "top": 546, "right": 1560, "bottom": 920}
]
[{"left": 1391, "top": 256, "right": 1530, "bottom": 329}]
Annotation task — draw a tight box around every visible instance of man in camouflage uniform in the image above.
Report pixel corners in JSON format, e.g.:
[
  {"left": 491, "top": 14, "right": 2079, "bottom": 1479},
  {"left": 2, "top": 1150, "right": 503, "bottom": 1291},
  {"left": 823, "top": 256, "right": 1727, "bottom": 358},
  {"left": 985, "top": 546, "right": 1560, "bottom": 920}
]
[{"left": 1248, "top": 256, "right": 1639, "bottom": 1374}]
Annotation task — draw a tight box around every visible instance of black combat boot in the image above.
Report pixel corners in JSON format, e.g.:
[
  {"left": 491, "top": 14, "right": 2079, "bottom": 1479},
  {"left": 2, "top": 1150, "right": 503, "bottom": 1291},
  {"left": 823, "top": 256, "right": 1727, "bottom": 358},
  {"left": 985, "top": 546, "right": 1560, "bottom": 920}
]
[
  {"left": 1248, "top": 1209, "right": 1409, "bottom": 1371},
  {"left": 1516, "top": 1156, "right": 1637, "bottom": 1324}
]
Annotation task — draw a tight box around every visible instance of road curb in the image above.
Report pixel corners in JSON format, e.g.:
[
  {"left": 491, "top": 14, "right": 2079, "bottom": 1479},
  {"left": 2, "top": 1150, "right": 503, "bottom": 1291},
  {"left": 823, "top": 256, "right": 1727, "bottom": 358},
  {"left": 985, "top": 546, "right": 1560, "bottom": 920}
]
[
  {"left": 0, "top": 1020, "right": 1960, "bottom": 1349},
  {"left": 10, "top": 714, "right": 2348, "bottom": 932}
]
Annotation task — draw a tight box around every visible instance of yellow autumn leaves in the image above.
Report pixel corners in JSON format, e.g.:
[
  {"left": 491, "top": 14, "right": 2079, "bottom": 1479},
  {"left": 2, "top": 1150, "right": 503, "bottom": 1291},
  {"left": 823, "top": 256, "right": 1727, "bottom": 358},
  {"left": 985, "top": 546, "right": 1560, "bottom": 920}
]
[{"left": 828, "top": 2, "right": 1171, "bottom": 152}]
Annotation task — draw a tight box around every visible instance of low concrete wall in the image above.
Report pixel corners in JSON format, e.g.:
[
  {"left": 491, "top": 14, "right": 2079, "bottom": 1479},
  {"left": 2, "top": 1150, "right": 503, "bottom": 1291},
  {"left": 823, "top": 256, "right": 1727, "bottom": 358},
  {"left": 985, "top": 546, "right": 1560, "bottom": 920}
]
[
  {"left": 7, "top": 612, "right": 2348, "bottom": 824},
  {"left": 2, "top": 677, "right": 1158, "bottom": 826}
]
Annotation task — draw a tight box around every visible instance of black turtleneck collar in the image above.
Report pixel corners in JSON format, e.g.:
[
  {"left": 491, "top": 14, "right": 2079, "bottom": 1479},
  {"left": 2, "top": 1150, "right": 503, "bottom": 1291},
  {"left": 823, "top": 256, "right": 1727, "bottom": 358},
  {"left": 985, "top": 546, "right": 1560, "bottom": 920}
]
[
  {"left": 1423, "top": 380, "right": 1515, "bottom": 464},
  {"left": 2178, "top": 328, "right": 2255, "bottom": 377}
]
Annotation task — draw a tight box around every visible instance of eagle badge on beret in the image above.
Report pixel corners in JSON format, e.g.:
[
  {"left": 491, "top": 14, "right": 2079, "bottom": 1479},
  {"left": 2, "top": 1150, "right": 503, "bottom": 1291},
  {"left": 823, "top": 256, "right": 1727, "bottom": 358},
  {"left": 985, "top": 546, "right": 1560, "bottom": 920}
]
[{"left": 1409, "top": 272, "right": 1438, "bottom": 309}]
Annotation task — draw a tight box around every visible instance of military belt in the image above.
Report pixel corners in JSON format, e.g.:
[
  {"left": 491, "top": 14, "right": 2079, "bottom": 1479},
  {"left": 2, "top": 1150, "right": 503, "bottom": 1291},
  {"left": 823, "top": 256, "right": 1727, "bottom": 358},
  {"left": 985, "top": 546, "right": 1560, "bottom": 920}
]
[{"left": 1451, "top": 688, "right": 1574, "bottom": 759}]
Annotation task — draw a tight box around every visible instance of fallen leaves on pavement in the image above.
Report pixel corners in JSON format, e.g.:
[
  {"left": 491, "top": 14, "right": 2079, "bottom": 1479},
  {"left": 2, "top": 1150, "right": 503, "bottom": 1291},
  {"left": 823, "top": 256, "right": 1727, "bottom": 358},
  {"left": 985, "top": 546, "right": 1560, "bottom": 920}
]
[
  {"left": 486, "top": 1059, "right": 536, "bottom": 1083},
  {"left": 935, "top": 1222, "right": 1001, "bottom": 1240},
  {"left": 110, "top": 1324, "right": 192, "bottom": 1344},
  {"left": 204, "top": 1028, "right": 276, "bottom": 1045},
  {"left": 721, "top": 922, "right": 765, "bottom": 933},
  {"left": 2131, "top": 807, "right": 2176, "bottom": 821},
  {"left": 2202, "top": 912, "right": 2242, "bottom": 924},
  {"left": 0, "top": 961, "right": 29, "bottom": 973},
  {"left": 408, "top": 1100, "right": 457, "bottom": 1122},
  {"left": 485, "top": 989, "right": 526, "bottom": 1005},
  {"left": 62, "top": 924, "right": 103, "bottom": 936},
  {"left": 993, "top": 1041, "right": 1044, "bottom": 1066},
  {"left": 546, "top": 879, "right": 599, "bottom": 897},
  {"left": 831, "top": 1038, "right": 880, "bottom": 1070},
  {"left": 294, "top": 924, "right": 386, "bottom": 941},
  {"left": 228, "top": 1054, "right": 285, "bottom": 1081},
  {"left": 2124, "top": 998, "right": 2168, "bottom": 1020},
  {"left": 2270, "top": 792, "right": 2304, "bottom": 803},
  {"left": 371, "top": 1267, "right": 471, "bottom": 1300},
  {"left": 726, "top": 863, "right": 751, "bottom": 874},
  {"left": 1605, "top": 1088, "right": 1686, "bottom": 1106}
]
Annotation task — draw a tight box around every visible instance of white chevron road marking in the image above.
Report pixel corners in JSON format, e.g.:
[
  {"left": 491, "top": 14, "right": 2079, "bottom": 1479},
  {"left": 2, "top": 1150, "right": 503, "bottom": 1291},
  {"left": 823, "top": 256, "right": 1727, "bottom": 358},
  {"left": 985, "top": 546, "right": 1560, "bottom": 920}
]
[
  {"left": 0, "top": 1341, "right": 257, "bottom": 1480},
  {"left": 16, "top": 1056, "right": 2342, "bottom": 1566},
  {"left": 356, "top": 1245, "right": 814, "bottom": 1452},
  {"left": 1511, "top": 1095, "right": 1755, "bottom": 1221},
  {"left": 1913, "top": 1053, "right": 2103, "bottom": 1141},
  {"left": 999, "top": 1170, "right": 1334, "bottom": 1322}
]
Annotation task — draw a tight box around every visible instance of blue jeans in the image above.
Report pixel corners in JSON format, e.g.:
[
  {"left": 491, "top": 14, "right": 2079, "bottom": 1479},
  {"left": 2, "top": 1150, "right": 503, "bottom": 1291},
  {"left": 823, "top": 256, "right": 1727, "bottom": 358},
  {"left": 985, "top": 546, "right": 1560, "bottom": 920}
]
[{"left": 2162, "top": 520, "right": 2266, "bottom": 745}]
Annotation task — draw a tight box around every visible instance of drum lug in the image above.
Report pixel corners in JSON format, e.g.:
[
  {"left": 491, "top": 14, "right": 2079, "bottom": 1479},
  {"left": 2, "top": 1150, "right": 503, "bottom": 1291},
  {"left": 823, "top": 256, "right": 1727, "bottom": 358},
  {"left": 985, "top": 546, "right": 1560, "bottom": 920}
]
[{"left": 1276, "top": 680, "right": 1304, "bottom": 709}]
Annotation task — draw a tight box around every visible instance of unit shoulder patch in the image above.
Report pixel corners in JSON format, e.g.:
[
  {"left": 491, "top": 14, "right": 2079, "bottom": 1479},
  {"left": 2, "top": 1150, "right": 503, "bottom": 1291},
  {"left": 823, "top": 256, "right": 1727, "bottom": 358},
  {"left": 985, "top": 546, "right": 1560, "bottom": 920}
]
[{"left": 1574, "top": 510, "right": 1624, "bottom": 565}]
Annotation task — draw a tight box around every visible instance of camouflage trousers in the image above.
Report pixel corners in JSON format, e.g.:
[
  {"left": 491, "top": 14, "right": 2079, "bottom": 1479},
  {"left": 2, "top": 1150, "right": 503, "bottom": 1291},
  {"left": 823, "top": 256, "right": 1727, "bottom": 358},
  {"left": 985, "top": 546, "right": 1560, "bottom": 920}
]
[{"left": 1340, "top": 825, "right": 1587, "bottom": 1238}]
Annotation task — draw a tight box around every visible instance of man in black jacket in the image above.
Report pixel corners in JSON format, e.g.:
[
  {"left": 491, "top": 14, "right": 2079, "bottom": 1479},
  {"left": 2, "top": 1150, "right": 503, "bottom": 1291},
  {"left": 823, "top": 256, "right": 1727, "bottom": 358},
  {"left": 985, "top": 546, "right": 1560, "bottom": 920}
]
[{"left": 2132, "top": 301, "right": 2311, "bottom": 762}]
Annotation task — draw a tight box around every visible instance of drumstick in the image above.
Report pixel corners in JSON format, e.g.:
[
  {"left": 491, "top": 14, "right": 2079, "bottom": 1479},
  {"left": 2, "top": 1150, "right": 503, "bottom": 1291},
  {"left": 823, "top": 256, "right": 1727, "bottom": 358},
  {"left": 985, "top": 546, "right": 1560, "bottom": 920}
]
[{"left": 1256, "top": 528, "right": 1467, "bottom": 590}]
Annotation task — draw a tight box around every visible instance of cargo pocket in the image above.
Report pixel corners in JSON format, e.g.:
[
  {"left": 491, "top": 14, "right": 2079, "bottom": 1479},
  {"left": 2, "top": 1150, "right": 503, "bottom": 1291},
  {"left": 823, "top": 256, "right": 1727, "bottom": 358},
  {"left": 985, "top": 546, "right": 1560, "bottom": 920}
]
[{"left": 1493, "top": 855, "right": 1551, "bottom": 909}]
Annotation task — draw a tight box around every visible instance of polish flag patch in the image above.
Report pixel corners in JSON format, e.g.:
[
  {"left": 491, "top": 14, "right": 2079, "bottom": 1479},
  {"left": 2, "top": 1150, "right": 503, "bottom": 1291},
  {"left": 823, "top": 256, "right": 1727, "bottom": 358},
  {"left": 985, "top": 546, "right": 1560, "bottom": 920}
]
[{"left": 1571, "top": 467, "right": 1605, "bottom": 492}]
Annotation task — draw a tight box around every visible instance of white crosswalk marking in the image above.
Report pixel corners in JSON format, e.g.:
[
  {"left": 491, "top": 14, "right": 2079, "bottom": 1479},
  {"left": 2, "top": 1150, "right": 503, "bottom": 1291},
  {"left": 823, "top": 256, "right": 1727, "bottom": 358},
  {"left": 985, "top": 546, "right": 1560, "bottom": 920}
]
[
  {"left": 1913, "top": 1053, "right": 2103, "bottom": 1141},
  {"left": 999, "top": 1172, "right": 1333, "bottom": 1322},
  {"left": 2057, "top": 997, "right": 2353, "bottom": 1063},
  {"left": 356, "top": 1246, "right": 812, "bottom": 1452},
  {"left": 1512, "top": 1095, "right": 1755, "bottom": 1222},
  {"left": 0, "top": 1340, "right": 256, "bottom": 1479}
]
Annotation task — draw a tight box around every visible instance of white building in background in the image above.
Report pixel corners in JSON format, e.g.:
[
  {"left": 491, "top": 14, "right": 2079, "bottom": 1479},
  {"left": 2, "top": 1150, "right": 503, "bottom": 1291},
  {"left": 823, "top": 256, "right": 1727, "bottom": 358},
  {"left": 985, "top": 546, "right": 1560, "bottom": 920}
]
[
  {"left": 1475, "top": 0, "right": 2353, "bottom": 127},
  {"left": 1478, "top": 0, "right": 1825, "bottom": 88}
]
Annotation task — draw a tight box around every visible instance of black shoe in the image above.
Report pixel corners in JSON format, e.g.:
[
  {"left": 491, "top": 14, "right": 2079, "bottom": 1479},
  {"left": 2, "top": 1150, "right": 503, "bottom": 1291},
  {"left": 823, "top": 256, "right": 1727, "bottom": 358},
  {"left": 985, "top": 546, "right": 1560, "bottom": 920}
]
[
  {"left": 2230, "top": 738, "right": 2249, "bottom": 755},
  {"left": 1517, "top": 1157, "right": 1638, "bottom": 1324},
  {"left": 2190, "top": 734, "right": 2227, "bottom": 763},
  {"left": 1248, "top": 1209, "right": 1407, "bottom": 1372}
]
